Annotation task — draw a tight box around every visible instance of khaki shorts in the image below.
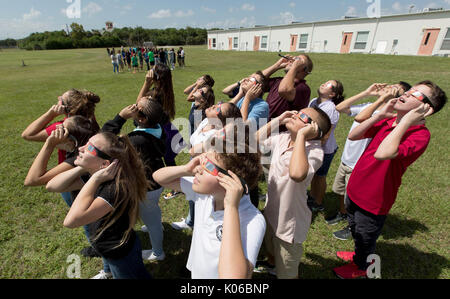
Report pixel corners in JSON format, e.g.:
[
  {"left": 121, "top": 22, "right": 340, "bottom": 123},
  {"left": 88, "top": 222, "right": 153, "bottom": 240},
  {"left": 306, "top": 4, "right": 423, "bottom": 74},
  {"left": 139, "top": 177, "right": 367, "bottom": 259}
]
[
  {"left": 332, "top": 162, "right": 354, "bottom": 196},
  {"left": 264, "top": 223, "right": 303, "bottom": 279}
]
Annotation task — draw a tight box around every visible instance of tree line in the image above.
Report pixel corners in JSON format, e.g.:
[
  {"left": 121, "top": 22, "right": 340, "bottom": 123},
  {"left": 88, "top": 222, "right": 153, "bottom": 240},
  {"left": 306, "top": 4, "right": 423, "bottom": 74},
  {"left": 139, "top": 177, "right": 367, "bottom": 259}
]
[{"left": 2, "top": 23, "right": 212, "bottom": 50}]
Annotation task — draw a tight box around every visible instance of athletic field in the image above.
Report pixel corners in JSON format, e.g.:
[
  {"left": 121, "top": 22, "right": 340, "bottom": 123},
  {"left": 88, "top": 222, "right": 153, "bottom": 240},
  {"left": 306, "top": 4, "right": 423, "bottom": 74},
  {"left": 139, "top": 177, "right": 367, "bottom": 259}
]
[{"left": 0, "top": 46, "right": 448, "bottom": 278}]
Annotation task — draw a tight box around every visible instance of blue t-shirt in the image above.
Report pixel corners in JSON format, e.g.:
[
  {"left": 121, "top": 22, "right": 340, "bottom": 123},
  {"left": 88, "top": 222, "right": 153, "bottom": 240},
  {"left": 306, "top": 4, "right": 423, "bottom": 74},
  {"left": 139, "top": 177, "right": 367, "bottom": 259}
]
[{"left": 236, "top": 97, "right": 269, "bottom": 129}]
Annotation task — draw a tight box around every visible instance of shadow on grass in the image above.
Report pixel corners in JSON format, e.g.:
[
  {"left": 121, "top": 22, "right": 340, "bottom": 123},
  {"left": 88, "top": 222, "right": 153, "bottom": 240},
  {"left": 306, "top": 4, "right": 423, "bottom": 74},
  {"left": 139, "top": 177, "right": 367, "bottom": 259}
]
[{"left": 137, "top": 222, "right": 193, "bottom": 279}]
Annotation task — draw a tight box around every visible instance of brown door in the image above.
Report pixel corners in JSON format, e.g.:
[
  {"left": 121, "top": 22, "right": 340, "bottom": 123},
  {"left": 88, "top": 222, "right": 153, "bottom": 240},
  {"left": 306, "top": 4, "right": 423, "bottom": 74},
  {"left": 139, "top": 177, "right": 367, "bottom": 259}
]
[
  {"left": 228, "top": 38, "right": 233, "bottom": 50},
  {"left": 418, "top": 29, "right": 440, "bottom": 56},
  {"left": 208, "top": 39, "right": 211, "bottom": 49},
  {"left": 290, "top": 35, "right": 298, "bottom": 52},
  {"left": 340, "top": 32, "right": 353, "bottom": 53},
  {"left": 253, "top": 36, "right": 260, "bottom": 51}
]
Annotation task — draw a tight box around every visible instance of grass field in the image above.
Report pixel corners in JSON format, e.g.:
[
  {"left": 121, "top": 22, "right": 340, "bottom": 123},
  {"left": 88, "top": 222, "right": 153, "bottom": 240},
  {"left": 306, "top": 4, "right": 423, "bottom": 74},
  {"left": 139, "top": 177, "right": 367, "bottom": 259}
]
[{"left": 0, "top": 46, "right": 449, "bottom": 279}]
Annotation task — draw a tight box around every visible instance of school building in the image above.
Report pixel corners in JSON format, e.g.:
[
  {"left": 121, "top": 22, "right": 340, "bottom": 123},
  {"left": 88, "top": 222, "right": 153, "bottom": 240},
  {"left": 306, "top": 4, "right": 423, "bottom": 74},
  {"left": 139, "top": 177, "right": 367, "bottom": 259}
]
[{"left": 207, "top": 9, "right": 450, "bottom": 56}]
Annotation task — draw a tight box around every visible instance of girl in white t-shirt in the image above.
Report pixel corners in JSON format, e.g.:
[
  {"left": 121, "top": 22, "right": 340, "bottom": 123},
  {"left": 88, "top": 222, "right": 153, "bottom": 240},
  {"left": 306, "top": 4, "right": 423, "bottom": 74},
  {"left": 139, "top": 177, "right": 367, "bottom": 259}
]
[
  {"left": 307, "top": 79, "right": 344, "bottom": 212},
  {"left": 153, "top": 125, "right": 266, "bottom": 278},
  {"left": 171, "top": 102, "right": 243, "bottom": 230}
]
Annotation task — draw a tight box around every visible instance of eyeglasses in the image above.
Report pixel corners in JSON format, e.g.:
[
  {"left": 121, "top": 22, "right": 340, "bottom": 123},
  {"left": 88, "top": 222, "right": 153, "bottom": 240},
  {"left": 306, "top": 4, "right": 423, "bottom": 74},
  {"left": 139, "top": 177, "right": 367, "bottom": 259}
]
[
  {"left": 202, "top": 157, "right": 249, "bottom": 195},
  {"left": 86, "top": 142, "right": 112, "bottom": 161},
  {"left": 215, "top": 102, "right": 223, "bottom": 115},
  {"left": 404, "top": 89, "right": 435, "bottom": 110},
  {"left": 249, "top": 77, "right": 261, "bottom": 85},
  {"left": 294, "top": 111, "right": 323, "bottom": 138}
]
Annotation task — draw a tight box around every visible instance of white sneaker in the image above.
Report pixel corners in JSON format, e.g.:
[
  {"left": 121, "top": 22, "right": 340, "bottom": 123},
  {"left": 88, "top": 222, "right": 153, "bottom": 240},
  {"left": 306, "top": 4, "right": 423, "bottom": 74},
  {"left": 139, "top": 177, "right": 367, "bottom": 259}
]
[
  {"left": 171, "top": 218, "right": 192, "bottom": 230},
  {"left": 90, "top": 270, "right": 112, "bottom": 279},
  {"left": 142, "top": 249, "right": 165, "bottom": 261},
  {"left": 141, "top": 225, "right": 148, "bottom": 233}
]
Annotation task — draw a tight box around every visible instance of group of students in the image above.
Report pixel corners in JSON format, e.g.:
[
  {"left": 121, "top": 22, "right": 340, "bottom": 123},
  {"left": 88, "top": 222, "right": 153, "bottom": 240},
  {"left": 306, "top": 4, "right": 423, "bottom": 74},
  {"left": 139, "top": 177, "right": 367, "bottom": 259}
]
[
  {"left": 108, "top": 46, "right": 185, "bottom": 74},
  {"left": 22, "top": 53, "right": 447, "bottom": 279}
]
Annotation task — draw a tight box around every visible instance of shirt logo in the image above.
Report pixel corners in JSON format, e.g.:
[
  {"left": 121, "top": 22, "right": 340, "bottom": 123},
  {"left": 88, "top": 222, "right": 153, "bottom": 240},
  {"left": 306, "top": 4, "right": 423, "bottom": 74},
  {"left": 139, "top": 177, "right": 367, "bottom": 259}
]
[{"left": 216, "top": 225, "right": 223, "bottom": 241}]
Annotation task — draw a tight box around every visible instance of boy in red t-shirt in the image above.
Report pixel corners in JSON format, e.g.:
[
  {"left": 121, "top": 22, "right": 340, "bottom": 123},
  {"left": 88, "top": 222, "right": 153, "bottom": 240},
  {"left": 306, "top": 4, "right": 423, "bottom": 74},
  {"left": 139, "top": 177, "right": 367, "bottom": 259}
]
[{"left": 333, "top": 80, "right": 447, "bottom": 279}]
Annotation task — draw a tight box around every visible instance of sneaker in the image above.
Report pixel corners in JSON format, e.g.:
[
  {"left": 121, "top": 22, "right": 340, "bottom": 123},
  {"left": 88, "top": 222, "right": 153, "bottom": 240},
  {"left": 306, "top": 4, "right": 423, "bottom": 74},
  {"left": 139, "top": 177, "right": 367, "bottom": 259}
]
[
  {"left": 164, "top": 191, "right": 183, "bottom": 200},
  {"left": 326, "top": 212, "right": 347, "bottom": 225},
  {"left": 336, "top": 251, "right": 355, "bottom": 262},
  {"left": 91, "top": 270, "right": 113, "bottom": 279},
  {"left": 171, "top": 218, "right": 193, "bottom": 230},
  {"left": 333, "top": 263, "right": 367, "bottom": 279},
  {"left": 80, "top": 246, "right": 100, "bottom": 258},
  {"left": 253, "top": 260, "right": 275, "bottom": 274},
  {"left": 333, "top": 226, "right": 352, "bottom": 240},
  {"left": 142, "top": 249, "right": 166, "bottom": 261},
  {"left": 141, "top": 225, "right": 148, "bottom": 233}
]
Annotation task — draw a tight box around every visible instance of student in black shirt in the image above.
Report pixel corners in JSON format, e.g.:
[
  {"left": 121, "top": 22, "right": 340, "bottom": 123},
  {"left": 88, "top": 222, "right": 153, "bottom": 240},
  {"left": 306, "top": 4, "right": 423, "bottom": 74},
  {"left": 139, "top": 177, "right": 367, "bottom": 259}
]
[{"left": 46, "top": 132, "right": 151, "bottom": 279}]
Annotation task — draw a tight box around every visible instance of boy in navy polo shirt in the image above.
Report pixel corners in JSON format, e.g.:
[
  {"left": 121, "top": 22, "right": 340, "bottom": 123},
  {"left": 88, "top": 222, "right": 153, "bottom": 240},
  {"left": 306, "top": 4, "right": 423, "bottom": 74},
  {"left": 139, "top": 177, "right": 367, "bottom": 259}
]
[{"left": 333, "top": 80, "right": 447, "bottom": 279}]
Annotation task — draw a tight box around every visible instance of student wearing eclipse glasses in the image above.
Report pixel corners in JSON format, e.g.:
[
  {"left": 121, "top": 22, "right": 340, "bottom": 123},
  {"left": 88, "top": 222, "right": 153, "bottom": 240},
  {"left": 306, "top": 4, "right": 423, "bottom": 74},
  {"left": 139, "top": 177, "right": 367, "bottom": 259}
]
[
  {"left": 254, "top": 107, "right": 332, "bottom": 279},
  {"left": 153, "top": 125, "right": 266, "bottom": 279},
  {"left": 46, "top": 132, "right": 152, "bottom": 279},
  {"left": 333, "top": 80, "right": 447, "bottom": 279}
]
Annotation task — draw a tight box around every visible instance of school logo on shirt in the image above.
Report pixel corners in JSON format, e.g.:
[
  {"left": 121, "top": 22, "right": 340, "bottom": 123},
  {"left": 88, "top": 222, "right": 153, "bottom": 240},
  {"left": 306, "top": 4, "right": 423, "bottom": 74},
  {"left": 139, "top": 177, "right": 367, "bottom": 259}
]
[{"left": 216, "top": 225, "right": 223, "bottom": 241}]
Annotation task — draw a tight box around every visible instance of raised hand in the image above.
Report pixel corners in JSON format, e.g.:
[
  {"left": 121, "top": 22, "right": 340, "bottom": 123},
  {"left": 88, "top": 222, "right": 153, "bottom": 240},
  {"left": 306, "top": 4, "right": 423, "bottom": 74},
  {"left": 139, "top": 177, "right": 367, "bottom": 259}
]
[
  {"left": 298, "top": 121, "right": 320, "bottom": 140},
  {"left": 402, "top": 103, "right": 432, "bottom": 126},
  {"left": 47, "top": 127, "right": 69, "bottom": 147},
  {"left": 92, "top": 159, "right": 120, "bottom": 183},
  {"left": 278, "top": 110, "right": 297, "bottom": 125},
  {"left": 119, "top": 104, "right": 139, "bottom": 120},
  {"left": 365, "top": 83, "right": 388, "bottom": 97},
  {"left": 48, "top": 104, "right": 66, "bottom": 117},
  {"left": 217, "top": 170, "right": 245, "bottom": 209}
]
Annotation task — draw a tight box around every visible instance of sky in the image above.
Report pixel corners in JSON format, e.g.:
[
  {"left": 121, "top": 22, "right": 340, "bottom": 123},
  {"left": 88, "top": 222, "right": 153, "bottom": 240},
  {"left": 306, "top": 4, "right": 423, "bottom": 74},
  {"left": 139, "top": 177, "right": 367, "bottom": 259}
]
[{"left": 1, "top": 0, "right": 450, "bottom": 39}]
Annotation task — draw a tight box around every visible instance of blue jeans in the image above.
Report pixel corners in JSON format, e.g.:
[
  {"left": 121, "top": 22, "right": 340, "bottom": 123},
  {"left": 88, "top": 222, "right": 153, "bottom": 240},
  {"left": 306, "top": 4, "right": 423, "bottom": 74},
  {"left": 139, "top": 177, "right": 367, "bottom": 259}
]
[
  {"left": 139, "top": 188, "right": 164, "bottom": 256},
  {"left": 112, "top": 62, "right": 119, "bottom": 73},
  {"left": 102, "top": 237, "right": 152, "bottom": 279}
]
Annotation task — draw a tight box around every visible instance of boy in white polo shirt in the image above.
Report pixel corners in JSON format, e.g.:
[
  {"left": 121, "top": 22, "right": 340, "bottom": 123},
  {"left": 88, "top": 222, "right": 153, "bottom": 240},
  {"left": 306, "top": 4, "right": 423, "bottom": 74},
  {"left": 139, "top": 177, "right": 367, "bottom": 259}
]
[
  {"left": 153, "top": 129, "right": 266, "bottom": 278},
  {"left": 255, "top": 107, "right": 332, "bottom": 278}
]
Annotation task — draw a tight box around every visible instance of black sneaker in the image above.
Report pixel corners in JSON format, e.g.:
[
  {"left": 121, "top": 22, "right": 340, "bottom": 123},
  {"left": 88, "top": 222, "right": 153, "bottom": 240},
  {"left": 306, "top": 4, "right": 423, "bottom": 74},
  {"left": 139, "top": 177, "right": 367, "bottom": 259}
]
[
  {"left": 81, "top": 246, "right": 101, "bottom": 258},
  {"left": 307, "top": 194, "right": 324, "bottom": 212},
  {"left": 326, "top": 212, "right": 348, "bottom": 225},
  {"left": 333, "top": 226, "right": 352, "bottom": 241}
]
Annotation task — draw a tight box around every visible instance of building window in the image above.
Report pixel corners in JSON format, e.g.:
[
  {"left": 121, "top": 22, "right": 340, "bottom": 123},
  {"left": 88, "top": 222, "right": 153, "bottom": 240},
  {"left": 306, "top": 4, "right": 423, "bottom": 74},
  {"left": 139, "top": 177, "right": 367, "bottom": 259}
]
[
  {"left": 233, "top": 37, "right": 238, "bottom": 49},
  {"left": 212, "top": 38, "right": 216, "bottom": 48},
  {"left": 261, "top": 36, "right": 268, "bottom": 49},
  {"left": 354, "top": 31, "right": 369, "bottom": 49},
  {"left": 299, "top": 34, "right": 308, "bottom": 49},
  {"left": 441, "top": 28, "right": 450, "bottom": 50}
]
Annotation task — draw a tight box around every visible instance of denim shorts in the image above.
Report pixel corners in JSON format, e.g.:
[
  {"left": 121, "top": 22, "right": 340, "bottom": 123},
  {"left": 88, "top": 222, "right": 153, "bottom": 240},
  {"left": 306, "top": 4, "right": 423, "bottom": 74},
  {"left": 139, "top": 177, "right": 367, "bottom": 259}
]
[{"left": 316, "top": 148, "right": 338, "bottom": 177}]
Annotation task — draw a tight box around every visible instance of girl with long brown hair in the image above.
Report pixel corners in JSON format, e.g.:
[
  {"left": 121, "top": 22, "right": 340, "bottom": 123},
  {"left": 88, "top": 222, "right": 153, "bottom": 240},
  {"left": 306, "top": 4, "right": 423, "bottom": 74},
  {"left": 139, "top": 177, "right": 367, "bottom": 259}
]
[{"left": 46, "top": 132, "right": 151, "bottom": 279}]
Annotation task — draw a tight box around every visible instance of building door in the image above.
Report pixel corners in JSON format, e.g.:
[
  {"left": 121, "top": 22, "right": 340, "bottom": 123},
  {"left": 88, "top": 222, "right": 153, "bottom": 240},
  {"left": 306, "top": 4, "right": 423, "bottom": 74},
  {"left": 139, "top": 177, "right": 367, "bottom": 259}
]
[
  {"left": 208, "top": 39, "right": 212, "bottom": 49},
  {"left": 290, "top": 35, "right": 298, "bottom": 52},
  {"left": 418, "top": 28, "right": 440, "bottom": 56},
  {"left": 228, "top": 38, "right": 233, "bottom": 50},
  {"left": 340, "top": 32, "right": 353, "bottom": 53},
  {"left": 253, "top": 36, "right": 260, "bottom": 51}
]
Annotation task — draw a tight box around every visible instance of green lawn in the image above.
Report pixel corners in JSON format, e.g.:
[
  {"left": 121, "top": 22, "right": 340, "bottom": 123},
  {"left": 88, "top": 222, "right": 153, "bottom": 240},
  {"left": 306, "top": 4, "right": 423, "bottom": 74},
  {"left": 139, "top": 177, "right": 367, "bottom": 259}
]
[{"left": 0, "top": 46, "right": 448, "bottom": 279}]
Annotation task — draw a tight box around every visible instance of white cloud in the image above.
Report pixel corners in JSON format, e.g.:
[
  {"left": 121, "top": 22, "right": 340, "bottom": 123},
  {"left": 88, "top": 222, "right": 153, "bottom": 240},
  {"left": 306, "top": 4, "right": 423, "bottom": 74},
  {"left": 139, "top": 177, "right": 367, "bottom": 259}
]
[
  {"left": 82, "top": 2, "right": 102, "bottom": 17},
  {"left": 445, "top": 0, "right": 450, "bottom": 4},
  {"left": 345, "top": 6, "right": 357, "bottom": 16},
  {"left": 201, "top": 6, "right": 216, "bottom": 13},
  {"left": 23, "top": 8, "right": 41, "bottom": 20},
  {"left": 149, "top": 9, "right": 171, "bottom": 19},
  {"left": 148, "top": 9, "right": 194, "bottom": 19},
  {"left": 289, "top": 2, "right": 296, "bottom": 8},
  {"left": 174, "top": 9, "right": 194, "bottom": 17},
  {"left": 392, "top": 2, "right": 403, "bottom": 12},
  {"left": 241, "top": 3, "right": 255, "bottom": 11}
]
